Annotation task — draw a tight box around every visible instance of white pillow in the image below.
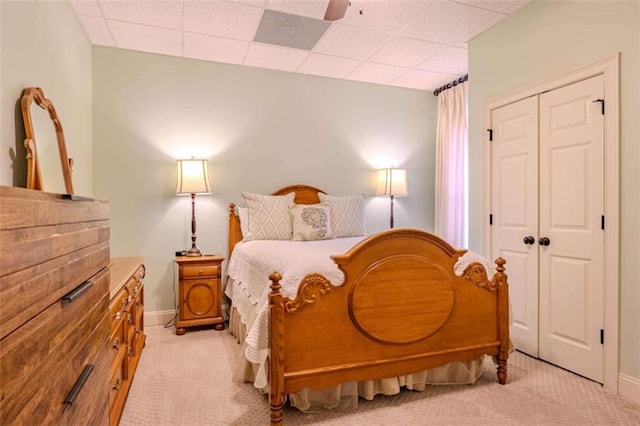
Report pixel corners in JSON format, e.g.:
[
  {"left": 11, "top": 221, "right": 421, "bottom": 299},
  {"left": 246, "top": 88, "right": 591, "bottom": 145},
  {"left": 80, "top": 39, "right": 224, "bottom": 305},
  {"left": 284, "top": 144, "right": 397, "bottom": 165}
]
[
  {"left": 289, "top": 204, "right": 332, "bottom": 241},
  {"left": 242, "top": 192, "right": 295, "bottom": 240},
  {"left": 318, "top": 193, "right": 366, "bottom": 238},
  {"left": 237, "top": 206, "right": 249, "bottom": 237}
]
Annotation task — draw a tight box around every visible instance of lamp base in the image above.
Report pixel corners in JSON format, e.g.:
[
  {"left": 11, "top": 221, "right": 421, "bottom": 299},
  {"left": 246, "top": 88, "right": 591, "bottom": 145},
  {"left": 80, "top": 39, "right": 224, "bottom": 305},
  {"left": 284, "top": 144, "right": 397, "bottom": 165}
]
[{"left": 184, "top": 246, "right": 203, "bottom": 257}]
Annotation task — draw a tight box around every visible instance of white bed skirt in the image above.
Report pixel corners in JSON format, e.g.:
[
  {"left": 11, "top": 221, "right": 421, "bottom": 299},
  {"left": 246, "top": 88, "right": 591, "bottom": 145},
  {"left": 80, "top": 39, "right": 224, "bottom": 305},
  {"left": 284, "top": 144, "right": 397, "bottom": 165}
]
[{"left": 228, "top": 305, "right": 485, "bottom": 412}]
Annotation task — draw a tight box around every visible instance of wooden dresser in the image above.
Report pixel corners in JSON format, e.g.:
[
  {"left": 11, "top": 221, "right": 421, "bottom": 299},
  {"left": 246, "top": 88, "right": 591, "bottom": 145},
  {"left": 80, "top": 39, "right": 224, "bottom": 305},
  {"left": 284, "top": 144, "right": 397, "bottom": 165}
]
[
  {"left": 108, "top": 257, "right": 146, "bottom": 426},
  {"left": 0, "top": 186, "right": 110, "bottom": 425}
]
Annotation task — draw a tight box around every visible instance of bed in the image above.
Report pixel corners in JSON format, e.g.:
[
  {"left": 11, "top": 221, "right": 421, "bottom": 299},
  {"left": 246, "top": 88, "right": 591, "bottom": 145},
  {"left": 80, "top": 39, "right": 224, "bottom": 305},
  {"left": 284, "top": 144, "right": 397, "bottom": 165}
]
[{"left": 225, "top": 185, "right": 509, "bottom": 425}]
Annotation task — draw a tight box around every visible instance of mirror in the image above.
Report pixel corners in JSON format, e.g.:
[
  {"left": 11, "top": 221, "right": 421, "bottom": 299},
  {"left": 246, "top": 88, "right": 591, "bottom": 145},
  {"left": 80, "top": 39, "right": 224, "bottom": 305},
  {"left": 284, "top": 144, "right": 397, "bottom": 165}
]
[{"left": 22, "top": 87, "right": 74, "bottom": 194}]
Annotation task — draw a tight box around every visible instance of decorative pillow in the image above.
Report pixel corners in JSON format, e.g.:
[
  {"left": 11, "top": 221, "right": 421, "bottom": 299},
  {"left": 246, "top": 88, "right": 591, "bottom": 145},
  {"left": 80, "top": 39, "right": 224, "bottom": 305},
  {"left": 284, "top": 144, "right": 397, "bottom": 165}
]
[
  {"left": 242, "top": 192, "right": 295, "bottom": 240},
  {"left": 237, "top": 206, "right": 249, "bottom": 237},
  {"left": 318, "top": 193, "right": 366, "bottom": 238},
  {"left": 289, "top": 204, "right": 332, "bottom": 241}
]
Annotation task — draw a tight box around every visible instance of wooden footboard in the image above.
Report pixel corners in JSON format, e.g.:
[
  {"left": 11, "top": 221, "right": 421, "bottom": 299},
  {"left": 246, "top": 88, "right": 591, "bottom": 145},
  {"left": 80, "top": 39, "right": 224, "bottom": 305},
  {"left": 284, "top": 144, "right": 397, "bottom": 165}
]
[{"left": 268, "top": 229, "right": 509, "bottom": 425}]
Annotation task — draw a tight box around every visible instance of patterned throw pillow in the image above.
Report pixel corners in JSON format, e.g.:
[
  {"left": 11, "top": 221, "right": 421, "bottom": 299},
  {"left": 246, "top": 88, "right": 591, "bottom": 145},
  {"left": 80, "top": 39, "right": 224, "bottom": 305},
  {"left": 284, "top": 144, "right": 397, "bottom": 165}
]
[
  {"left": 237, "top": 206, "right": 249, "bottom": 237},
  {"left": 242, "top": 192, "right": 295, "bottom": 240},
  {"left": 289, "top": 204, "right": 332, "bottom": 241},
  {"left": 318, "top": 193, "right": 366, "bottom": 238}
]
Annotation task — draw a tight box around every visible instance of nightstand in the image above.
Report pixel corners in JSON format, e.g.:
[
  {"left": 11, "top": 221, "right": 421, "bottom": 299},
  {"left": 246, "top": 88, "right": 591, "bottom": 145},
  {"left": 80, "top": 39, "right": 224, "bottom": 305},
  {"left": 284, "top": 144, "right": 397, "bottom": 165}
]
[{"left": 174, "top": 254, "right": 225, "bottom": 335}]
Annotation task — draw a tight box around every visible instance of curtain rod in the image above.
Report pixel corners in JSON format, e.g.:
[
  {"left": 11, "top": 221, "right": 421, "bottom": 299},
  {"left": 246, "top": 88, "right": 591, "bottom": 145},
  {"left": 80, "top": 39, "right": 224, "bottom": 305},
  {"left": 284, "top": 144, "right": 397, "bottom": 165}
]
[{"left": 433, "top": 74, "right": 468, "bottom": 96}]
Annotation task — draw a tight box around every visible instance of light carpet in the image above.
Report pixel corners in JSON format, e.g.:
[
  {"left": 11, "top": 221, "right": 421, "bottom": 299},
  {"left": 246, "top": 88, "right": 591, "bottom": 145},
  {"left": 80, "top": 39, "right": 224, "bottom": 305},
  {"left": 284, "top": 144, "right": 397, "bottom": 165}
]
[{"left": 120, "top": 325, "right": 640, "bottom": 425}]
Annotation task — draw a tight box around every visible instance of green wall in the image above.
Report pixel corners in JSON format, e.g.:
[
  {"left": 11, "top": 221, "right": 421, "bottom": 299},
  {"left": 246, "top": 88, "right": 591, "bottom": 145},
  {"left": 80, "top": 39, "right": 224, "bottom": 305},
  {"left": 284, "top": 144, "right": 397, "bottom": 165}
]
[{"left": 91, "top": 46, "right": 437, "bottom": 315}]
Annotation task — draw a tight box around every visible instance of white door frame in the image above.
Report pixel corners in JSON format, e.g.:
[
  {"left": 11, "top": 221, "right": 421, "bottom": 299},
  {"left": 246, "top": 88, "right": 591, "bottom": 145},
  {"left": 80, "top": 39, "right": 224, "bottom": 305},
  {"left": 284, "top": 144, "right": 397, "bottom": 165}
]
[{"left": 482, "top": 54, "right": 620, "bottom": 392}]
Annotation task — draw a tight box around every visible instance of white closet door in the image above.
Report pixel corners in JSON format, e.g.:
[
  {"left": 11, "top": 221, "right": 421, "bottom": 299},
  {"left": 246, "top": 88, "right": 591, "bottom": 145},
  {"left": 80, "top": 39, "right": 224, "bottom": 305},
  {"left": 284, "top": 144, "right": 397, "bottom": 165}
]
[
  {"left": 538, "top": 74, "right": 605, "bottom": 382},
  {"left": 490, "top": 96, "right": 539, "bottom": 357}
]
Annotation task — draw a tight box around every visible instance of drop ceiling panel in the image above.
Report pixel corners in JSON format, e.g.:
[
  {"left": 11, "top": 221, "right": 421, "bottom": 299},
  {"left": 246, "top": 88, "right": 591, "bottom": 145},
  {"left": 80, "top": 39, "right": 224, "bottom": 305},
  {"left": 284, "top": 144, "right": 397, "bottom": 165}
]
[
  {"left": 314, "top": 24, "right": 394, "bottom": 61},
  {"left": 418, "top": 46, "right": 468, "bottom": 75},
  {"left": 245, "top": 43, "right": 309, "bottom": 72},
  {"left": 77, "top": 15, "right": 115, "bottom": 46},
  {"left": 370, "top": 37, "right": 446, "bottom": 68},
  {"left": 70, "top": 0, "right": 530, "bottom": 92},
  {"left": 266, "top": 0, "right": 330, "bottom": 19},
  {"left": 184, "top": 33, "right": 249, "bottom": 64},
  {"left": 184, "top": 1, "right": 264, "bottom": 41},
  {"left": 400, "top": 1, "right": 500, "bottom": 47},
  {"left": 391, "top": 69, "right": 457, "bottom": 91},
  {"left": 100, "top": 1, "right": 183, "bottom": 29},
  {"left": 109, "top": 20, "right": 182, "bottom": 56},
  {"left": 339, "top": 0, "right": 436, "bottom": 33},
  {"left": 298, "top": 53, "right": 361, "bottom": 79},
  {"left": 348, "top": 62, "right": 409, "bottom": 85}
]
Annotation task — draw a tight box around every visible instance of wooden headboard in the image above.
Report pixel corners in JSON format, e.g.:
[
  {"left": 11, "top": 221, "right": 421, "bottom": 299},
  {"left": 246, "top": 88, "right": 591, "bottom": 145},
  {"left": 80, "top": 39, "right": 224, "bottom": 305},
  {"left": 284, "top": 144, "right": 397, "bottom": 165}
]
[{"left": 227, "top": 184, "right": 326, "bottom": 258}]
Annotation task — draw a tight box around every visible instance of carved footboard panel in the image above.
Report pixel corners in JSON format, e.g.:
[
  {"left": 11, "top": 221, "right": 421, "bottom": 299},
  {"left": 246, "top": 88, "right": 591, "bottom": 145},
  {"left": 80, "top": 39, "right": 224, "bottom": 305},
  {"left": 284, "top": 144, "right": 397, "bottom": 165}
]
[{"left": 268, "top": 229, "right": 509, "bottom": 425}]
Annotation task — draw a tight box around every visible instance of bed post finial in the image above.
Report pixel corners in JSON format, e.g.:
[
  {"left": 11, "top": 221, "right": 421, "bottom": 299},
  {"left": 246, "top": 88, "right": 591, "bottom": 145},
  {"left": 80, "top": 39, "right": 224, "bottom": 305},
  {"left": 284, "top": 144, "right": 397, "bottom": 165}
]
[{"left": 269, "top": 272, "right": 282, "bottom": 293}]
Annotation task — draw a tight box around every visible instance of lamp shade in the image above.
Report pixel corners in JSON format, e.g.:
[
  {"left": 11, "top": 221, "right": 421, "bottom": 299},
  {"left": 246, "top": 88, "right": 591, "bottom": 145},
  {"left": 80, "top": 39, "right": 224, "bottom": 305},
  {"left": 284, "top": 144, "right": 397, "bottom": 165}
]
[
  {"left": 176, "top": 159, "right": 212, "bottom": 194},
  {"left": 376, "top": 168, "right": 408, "bottom": 197}
]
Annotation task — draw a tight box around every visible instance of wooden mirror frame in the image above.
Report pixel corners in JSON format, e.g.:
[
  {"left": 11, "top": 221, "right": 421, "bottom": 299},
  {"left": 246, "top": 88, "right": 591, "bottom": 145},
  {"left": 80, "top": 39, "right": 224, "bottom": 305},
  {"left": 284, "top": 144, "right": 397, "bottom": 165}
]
[{"left": 22, "top": 87, "right": 74, "bottom": 194}]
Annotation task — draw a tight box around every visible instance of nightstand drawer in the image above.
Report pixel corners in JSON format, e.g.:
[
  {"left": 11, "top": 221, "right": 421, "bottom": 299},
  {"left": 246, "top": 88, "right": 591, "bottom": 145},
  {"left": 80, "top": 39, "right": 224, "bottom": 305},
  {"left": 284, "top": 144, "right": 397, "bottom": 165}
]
[{"left": 180, "top": 264, "right": 220, "bottom": 279}]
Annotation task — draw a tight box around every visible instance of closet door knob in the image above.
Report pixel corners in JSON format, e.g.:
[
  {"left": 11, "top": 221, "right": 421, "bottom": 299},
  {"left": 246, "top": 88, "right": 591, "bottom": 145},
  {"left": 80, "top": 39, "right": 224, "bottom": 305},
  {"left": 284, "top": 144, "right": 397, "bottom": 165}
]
[
  {"left": 523, "top": 236, "right": 535, "bottom": 245},
  {"left": 539, "top": 237, "right": 550, "bottom": 246}
]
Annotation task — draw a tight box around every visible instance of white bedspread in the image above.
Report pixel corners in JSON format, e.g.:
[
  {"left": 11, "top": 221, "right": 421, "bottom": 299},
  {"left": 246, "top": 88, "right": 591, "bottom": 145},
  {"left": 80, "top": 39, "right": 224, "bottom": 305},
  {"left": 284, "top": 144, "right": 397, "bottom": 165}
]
[{"left": 226, "top": 236, "right": 498, "bottom": 391}]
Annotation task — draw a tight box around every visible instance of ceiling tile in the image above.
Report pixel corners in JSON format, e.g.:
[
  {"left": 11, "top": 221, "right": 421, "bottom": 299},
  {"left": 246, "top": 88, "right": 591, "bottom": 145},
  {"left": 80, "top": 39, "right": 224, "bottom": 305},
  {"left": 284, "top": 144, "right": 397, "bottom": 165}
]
[
  {"left": 348, "top": 62, "right": 408, "bottom": 85},
  {"left": 244, "top": 43, "right": 309, "bottom": 72},
  {"left": 339, "top": 0, "right": 436, "bottom": 33},
  {"left": 77, "top": 15, "right": 115, "bottom": 46},
  {"left": 69, "top": 0, "right": 531, "bottom": 92},
  {"left": 100, "top": 0, "right": 183, "bottom": 29},
  {"left": 391, "top": 69, "right": 457, "bottom": 91},
  {"left": 453, "top": 0, "right": 528, "bottom": 14},
  {"left": 298, "top": 53, "right": 361, "bottom": 79},
  {"left": 232, "top": 0, "right": 269, "bottom": 8},
  {"left": 184, "top": 1, "right": 264, "bottom": 41},
  {"left": 184, "top": 33, "right": 249, "bottom": 65},
  {"left": 314, "top": 24, "right": 393, "bottom": 61},
  {"left": 69, "top": 0, "right": 102, "bottom": 17},
  {"left": 109, "top": 20, "right": 182, "bottom": 56},
  {"left": 370, "top": 36, "right": 445, "bottom": 68},
  {"left": 401, "top": 1, "right": 499, "bottom": 47},
  {"left": 418, "top": 46, "right": 468, "bottom": 75},
  {"left": 266, "top": 0, "right": 330, "bottom": 20}
]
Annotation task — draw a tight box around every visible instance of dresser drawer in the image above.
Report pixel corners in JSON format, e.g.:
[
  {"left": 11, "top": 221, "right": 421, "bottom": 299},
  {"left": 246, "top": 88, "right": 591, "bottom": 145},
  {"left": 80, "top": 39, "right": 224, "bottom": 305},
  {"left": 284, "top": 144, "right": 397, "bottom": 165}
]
[
  {"left": 109, "top": 317, "right": 126, "bottom": 377},
  {"left": 0, "top": 267, "right": 109, "bottom": 425},
  {"left": 180, "top": 264, "right": 220, "bottom": 279},
  {"left": 110, "top": 287, "right": 129, "bottom": 323},
  {"left": 109, "top": 353, "right": 127, "bottom": 414},
  {"left": 57, "top": 316, "right": 110, "bottom": 426}
]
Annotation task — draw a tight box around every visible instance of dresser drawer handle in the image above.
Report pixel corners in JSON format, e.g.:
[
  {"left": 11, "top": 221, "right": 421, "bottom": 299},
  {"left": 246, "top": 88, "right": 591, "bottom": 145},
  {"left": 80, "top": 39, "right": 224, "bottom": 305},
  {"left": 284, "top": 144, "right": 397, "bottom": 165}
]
[
  {"left": 127, "top": 314, "right": 133, "bottom": 324},
  {"left": 112, "top": 378, "right": 121, "bottom": 391},
  {"left": 63, "top": 364, "right": 94, "bottom": 406},
  {"left": 62, "top": 280, "right": 93, "bottom": 305},
  {"left": 113, "top": 337, "right": 120, "bottom": 349},
  {"left": 114, "top": 312, "right": 122, "bottom": 320}
]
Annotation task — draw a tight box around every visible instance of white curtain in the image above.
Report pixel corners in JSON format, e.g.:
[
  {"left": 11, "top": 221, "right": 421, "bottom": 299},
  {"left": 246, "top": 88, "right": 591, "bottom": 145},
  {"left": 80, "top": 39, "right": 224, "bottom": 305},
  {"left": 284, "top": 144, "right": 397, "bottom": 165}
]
[{"left": 434, "top": 81, "right": 468, "bottom": 248}]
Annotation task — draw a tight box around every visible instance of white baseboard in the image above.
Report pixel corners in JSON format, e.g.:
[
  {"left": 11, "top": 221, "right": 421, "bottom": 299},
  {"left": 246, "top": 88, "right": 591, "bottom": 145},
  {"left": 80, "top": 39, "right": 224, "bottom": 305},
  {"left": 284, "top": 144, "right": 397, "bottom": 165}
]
[
  {"left": 144, "top": 304, "right": 230, "bottom": 327},
  {"left": 144, "top": 310, "right": 176, "bottom": 327},
  {"left": 619, "top": 373, "right": 640, "bottom": 405}
]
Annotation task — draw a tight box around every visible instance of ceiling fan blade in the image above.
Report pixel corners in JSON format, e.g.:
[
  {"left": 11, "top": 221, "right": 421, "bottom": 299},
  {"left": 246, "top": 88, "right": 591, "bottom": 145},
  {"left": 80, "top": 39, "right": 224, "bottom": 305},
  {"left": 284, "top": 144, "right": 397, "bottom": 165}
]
[{"left": 324, "top": 0, "right": 349, "bottom": 21}]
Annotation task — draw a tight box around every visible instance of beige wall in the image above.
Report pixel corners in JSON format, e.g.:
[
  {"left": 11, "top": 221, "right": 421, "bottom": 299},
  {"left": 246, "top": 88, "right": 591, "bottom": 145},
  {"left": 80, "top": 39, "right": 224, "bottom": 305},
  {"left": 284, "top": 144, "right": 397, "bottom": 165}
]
[
  {"left": 92, "top": 46, "right": 437, "bottom": 314},
  {"left": 0, "top": 1, "right": 92, "bottom": 195},
  {"left": 468, "top": 0, "right": 639, "bottom": 383}
]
